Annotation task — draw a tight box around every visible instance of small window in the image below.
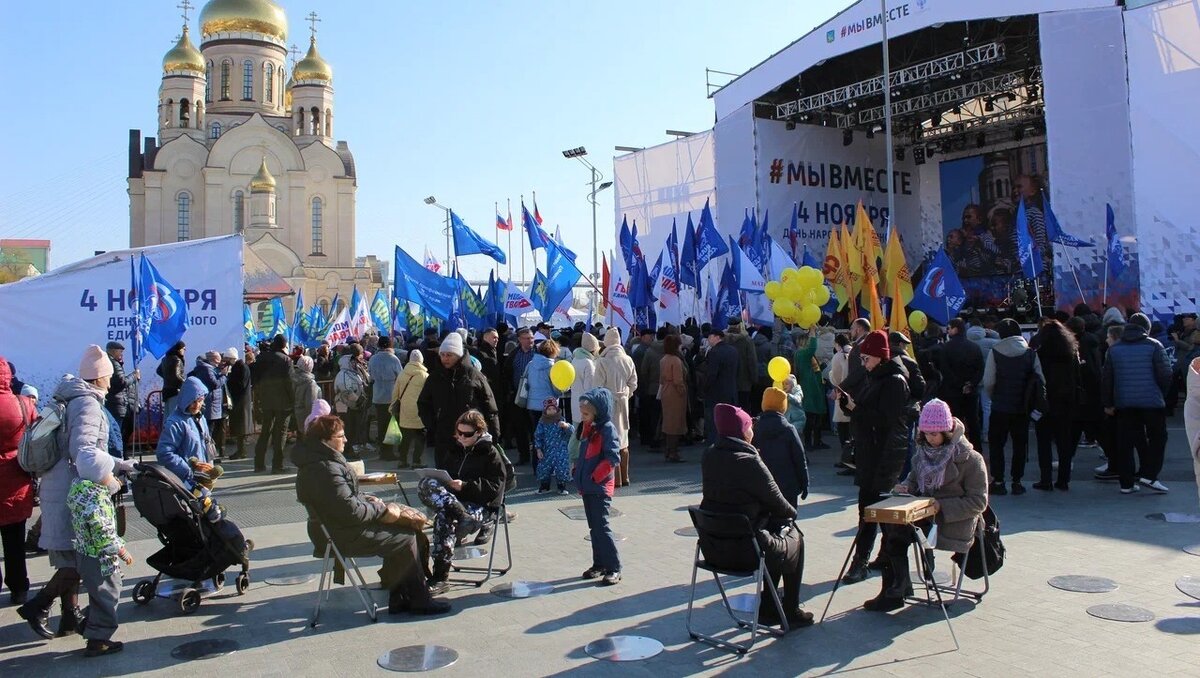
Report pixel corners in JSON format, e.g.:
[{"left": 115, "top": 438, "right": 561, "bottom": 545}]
[
  {"left": 179, "top": 98, "right": 190, "bottom": 128},
  {"left": 205, "top": 61, "right": 212, "bottom": 102},
  {"left": 234, "top": 190, "right": 244, "bottom": 231},
  {"left": 177, "top": 192, "right": 192, "bottom": 241},
  {"left": 242, "top": 60, "right": 254, "bottom": 100},
  {"left": 210, "top": 122, "right": 221, "bottom": 139},
  {"left": 264, "top": 62, "right": 273, "bottom": 102},
  {"left": 311, "top": 197, "right": 324, "bottom": 254},
  {"left": 220, "top": 60, "right": 231, "bottom": 100}
]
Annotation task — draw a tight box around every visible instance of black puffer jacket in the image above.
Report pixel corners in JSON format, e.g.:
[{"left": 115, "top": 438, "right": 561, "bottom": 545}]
[
  {"left": 440, "top": 433, "right": 506, "bottom": 508},
  {"left": 157, "top": 351, "right": 186, "bottom": 400},
  {"left": 255, "top": 349, "right": 295, "bottom": 412},
  {"left": 751, "top": 412, "right": 809, "bottom": 507},
  {"left": 417, "top": 357, "right": 501, "bottom": 457},
  {"left": 293, "top": 436, "right": 390, "bottom": 556},
  {"left": 700, "top": 435, "right": 796, "bottom": 528},
  {"left": 849, "top": 358, "right": 910, "bottom": 490}
]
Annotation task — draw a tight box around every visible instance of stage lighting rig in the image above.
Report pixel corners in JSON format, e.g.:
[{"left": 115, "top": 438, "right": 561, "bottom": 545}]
[
  {"left": 785, "top": 120, "right": 797, "bottom": 131},
  {"left": 895, "top": 147, "right": 906, "bottom": 162},
  {"left": 913, "top": 146, "right": 926, "bottom": 165}
]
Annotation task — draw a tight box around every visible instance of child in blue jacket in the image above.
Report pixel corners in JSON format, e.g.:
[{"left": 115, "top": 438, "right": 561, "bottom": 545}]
[
  {"left": 535, "top": 398, "right": 572, "bottom": 494},
  {"left": 573, "top": 387, "right": 622, "bottom": 586}
]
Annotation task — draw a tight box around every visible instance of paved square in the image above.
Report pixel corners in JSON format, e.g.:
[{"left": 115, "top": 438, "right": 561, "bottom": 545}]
[{"left": 3, "top": 424, "right": 1200, "bottom": 677}]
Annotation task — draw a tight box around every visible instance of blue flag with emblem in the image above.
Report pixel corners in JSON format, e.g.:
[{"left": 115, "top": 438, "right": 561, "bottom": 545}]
[
  {"left": 451, "top": 210, "right": 507, "bottom": 264},
  {"left": 695, "top": 197, "right": 728, "bottom": 273},
  {"left": 455, "top": 270, "right": 488, "bottom": 331},
  {"left": 370, "top": 288, "right": 391, "bottom": 335},
  {"left": 267, "top": 297, "right": 289, "bottom": 342},
  {"left": 911, "top": 249, "right": 967, "bottom": 325},
  {"left": 242, "top": 304, "right": 258, "bottom": 347},
  {"left": 522, "top": 202, "right": 550, "bottom": 250},
  {"left": 679, "top": 212, "right": 698, "bottom": 289},
  {"left": 529, "top": 270, "right": 550, "bottom": 317},
  {"left": 543, "top": 237, "right": 583, "bottom": 319},
  {"left": 1106, "top": 203, "right": 1125, "bottom": 278},
  {"left": 394, "top": 246, "right": 456, "bottom": 321},
  {"left": 713, "top": 261, "right": 740, "bottom": 331},
  {"left": 289, "top": 288, "right": 306, "bottom": 346},
  {"left": 1015, "top": 198, "right": 1044, "bottom": 279},
  {"left": 1043, "top": 192, "right": 1092, "bottom": 248},
  {"left": 134, "top": 253, "right": 190, "bottom": 360}
]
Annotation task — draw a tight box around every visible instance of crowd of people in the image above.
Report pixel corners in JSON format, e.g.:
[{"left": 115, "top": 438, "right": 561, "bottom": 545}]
[{"left": 1, "top": 299, "right": 1198, "bottom": 654}]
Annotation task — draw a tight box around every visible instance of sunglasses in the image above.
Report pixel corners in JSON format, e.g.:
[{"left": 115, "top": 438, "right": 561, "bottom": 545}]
[{"left": 454, "top": 428, "right": 478, "bottom": 439}]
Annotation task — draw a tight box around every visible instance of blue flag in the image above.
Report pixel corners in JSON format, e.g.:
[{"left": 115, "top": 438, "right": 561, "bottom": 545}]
[
  {"left": 801, "top": 243, "right": 822, "bottom": 270},
  {"left": 666, "top": 220, "right": 682, "bottom": 290},
  {"left": 451, "top": 210, "right": 507, "bottom": 264},
  {"left": 619, "top": 216, "right": 635, "bottom": 272},
  {"left": 679, "top": 212, "right": 698, "bottom": 289},
  {"left": 714, "top": 261, "right": 740, "bottom": 330},
  {"left": 728, "top": 235, "right": 766, "bottom": 293},
  {"left": 529, "top": 270, "right": 549, "bottom": 316},
  {"left": 290, "top": 288, "right": 306, "bottom": 346},
  {"left": 1106, "top": 203, "right": 1125, "bottom": 278},
  {"left": 522, "top": 203, "right": 550, "bottom": 250},
  {"left": 543, "top": 238, "right": 583, "bottom": 318},
  {"left": 911, "top": 249, "right": 967, "bottom": 325},
  {"left": 242, "top": 304, "right": 258, "bottom": 348},
  {"left": 129, "top": 257, "right": 143, "bottom": 365},
  {"left": 455, "top": 270, "right": 488, "bottom": 331},
  {"left": 787, "top": 203, "right": 801, "bottom": 260},
  {"left": 1043, "top": 193, "right": 1092, "bottom": 248},
  {"left": 266, "top": 297, "right": 288, "bottom": 343},
  {"left": 695, "top": 198, "right": 728, "bottom": 272},
  {"left": 1015, "top": 198, "right": 1044, "bottom": 279},
  {"left": 394, "top": 246, "right": 457, "bottom": 321},
  {"left": 135, "top": 253, "right": 190, "bottom": 360},
  {"left": 553, "top": 226, "right": 578, "bottom": 262},
  {"left": 369, "top": 288, "right": 391, "bottom": 335}
]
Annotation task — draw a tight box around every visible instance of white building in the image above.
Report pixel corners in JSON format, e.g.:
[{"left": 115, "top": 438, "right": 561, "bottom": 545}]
[{"left": 128, "top": 0, "right": 382, "bottom": 316}]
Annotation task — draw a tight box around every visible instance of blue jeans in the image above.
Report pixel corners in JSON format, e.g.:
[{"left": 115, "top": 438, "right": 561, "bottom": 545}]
[{"left": 582, "top": 493, "right": 621, "bottom": 573}]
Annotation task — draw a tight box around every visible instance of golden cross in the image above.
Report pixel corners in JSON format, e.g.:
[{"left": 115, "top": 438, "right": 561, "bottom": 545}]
[
  {"left": 177, "top": 0, "right": 193, "bottom": 23},
  {"left": 306, "top": 11, "right": 321, "bottom": 38}
]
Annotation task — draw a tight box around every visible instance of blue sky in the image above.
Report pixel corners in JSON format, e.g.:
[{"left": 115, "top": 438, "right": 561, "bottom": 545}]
[{"left": 0, "top": 0, "right": 848, "bottom": 282}]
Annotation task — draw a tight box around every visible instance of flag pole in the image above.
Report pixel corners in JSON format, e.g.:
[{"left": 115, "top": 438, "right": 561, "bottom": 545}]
[
  {"left": 1055, "top": 243, "right": 1087, "bottom": 306},
  {"left": 1029, "top": 243, "right": 1045, "bottom": 319},
  {"left": 520, "top": 194, "right": 526, "bottom": 286},
  {"left": 494, "top": 201, "right": 501, "bottom": 280},
  {"left": 130, "top": 254, "right": 142, "bottom": 463},
  {"left": 507, "top": 198, "right": 513, "bottom": 283},
  {"left": 532, "top": 190, "right": 541, "bottom": 275},
  {"left": 1103, "top": 239, "right": 1110, "bottom": 307}
]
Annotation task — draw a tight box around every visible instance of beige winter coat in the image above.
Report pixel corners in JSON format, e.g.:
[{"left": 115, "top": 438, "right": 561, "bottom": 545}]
[
  {"left": 389, "top": 361, "right": 428, "bottom": 429},
  {"left": 897, "top": 420, "right": 989, "bottom": 554},
  {"left": 828, "top": 347, "right": 852, "bottom": 424},
  {"left": 594, "top": 344, "right": 638, "bottom": 449}
]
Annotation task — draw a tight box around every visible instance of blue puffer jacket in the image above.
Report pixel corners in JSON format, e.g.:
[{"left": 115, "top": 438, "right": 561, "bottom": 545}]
[
  {"left": 1102, "top": 325, "right": 1172, "bottom": 409},
  {"left": 524, "top": 353, "right": 561, "bottom": 412},
  {"left": 189, "top": 357, "right": 227, "bottom": 420},
  {"left": 573, "top": 387, "right": 620, "bottom": 496},
  {"left": 155, "top": 377, "right": 213, "bottom": 490}
]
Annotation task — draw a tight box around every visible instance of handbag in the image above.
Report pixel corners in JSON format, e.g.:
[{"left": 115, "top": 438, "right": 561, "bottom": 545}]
[
  {"left": 952, "top": 506, "right": 1005, "bottom": 579},
  {"left": 514, "top": 375, "right": 529, "bottom": 409}
]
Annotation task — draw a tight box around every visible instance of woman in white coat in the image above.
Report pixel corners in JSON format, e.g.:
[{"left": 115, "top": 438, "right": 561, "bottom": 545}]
[
  {"left": 1186, "top": 357, "right": 1200, "bottom": 510},
  {"left": 828, "top": 333, "right": 854, "bottom": 469},
  {"left": 570, "top": 332, "right": 600, "bottom": 422},
  {"left": 593, "top": 328, "right": 638, "bottom": 486}
]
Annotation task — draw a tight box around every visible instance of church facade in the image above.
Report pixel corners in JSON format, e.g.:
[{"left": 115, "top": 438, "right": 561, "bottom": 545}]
[{"left": 127, "top": 0, "right": 382, "bottom": 316}]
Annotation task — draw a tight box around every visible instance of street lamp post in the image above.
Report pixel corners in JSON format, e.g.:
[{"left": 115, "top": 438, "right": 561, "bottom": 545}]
[
  {"left": 423, "top": 195, "right": 451, "bottom": 272},
  {"left": 562, "top": 146, "right": 612, "bottom": 286}
]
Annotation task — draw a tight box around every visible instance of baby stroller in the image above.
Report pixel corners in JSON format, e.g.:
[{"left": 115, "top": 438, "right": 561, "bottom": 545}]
[{"left": 128, "top": 462, "right": 252, "bottom": 614}]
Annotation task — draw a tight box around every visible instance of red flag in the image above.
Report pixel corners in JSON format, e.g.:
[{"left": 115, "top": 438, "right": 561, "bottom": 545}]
[
  {"left": 507, "top": 205, "right": 514, "bottom": 231},
  {"left": 601, "top": 253, "right": 611, "bottom": 313},
  {"left": 534, "top": 198, "right": 544, "bottom": 225},
  {"left": 495, "top": 212, "right": 511, "bottom": 231}
]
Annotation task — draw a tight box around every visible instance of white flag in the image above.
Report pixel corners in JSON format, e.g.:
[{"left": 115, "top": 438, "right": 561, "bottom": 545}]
[{"left": 503, "top": 280, "right": 535, "bottom": 315}]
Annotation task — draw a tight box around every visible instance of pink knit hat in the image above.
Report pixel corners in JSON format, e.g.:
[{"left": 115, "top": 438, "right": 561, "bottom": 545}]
[
  {"left": 79, "top": 344, "right": 114, "bottom": 381},
  {"left": 304, "top": 399, "right": 332, "bottom": 432},
  {"left": 918, "top": 398, "right": 954, "bottom": 433}
]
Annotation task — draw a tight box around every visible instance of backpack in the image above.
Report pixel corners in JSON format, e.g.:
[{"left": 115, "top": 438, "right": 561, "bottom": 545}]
[
  {"left": 18, "top": 397, "right": 69, "bottom": 475},
  {"left": 952, "top": 505, "right": 1005, "bottom": 580}
]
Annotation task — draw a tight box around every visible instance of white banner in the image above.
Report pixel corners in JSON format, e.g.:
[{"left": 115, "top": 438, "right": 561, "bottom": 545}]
[
  {"left": 755, "top": 118, "right": 923, "bottom": 265},
  {"left": 0, "top": 235, "right": 244, "bottom": 400}
]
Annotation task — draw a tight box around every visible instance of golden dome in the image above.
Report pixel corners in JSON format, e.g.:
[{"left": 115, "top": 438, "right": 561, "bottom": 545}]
[
  {"left": 162, "top": 26, "right": 205, "bottom": 74},
  {"left": 250, "top": 157, "right": 276, "bottom": 192},
  {"left": 292, "top": 36, "right": 332, "bottom": 82},
  {"left": 199, "top": 0, "right": 288, "bottom": 41}
]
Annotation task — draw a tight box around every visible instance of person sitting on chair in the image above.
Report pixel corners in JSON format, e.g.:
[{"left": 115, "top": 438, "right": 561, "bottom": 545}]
[
  {"left": 293, "top": 415, "right": 450, "bottom": 616},
  {"left": 700, "top": 403, "right": 812, "bottom": 628},
  {"left": 867, "top": 398, "right": 988, "bottom": 612},
  {"left": 417, "top": 409, "right": 506, "bottom": 593}
]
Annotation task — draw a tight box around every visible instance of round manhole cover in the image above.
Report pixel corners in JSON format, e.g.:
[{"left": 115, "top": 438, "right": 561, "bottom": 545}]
[
  {"left": 377, "top": 645, "right": 459, "bottom": 672},
  {"left": 1048, "top": 575, "right": 1118, "bottom": 593},
  {"left": 584, "top": 636, "right": 664, "bottom": 661},
  {"left": 1087, "top": 603, "right": 1154, "bottom": 623}
]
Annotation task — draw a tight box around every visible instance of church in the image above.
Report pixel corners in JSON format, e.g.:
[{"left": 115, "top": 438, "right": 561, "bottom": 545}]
[{"left": 127, "top": 0, "right": 384, "bottom": 317}]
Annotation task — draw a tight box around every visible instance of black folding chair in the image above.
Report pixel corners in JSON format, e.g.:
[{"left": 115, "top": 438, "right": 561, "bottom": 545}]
[
  {"left": 449, "top": 489, "right": 512, "bottom": 587},
  {"left": 685, "top": 507, "right": 788, "bottom": 656}
]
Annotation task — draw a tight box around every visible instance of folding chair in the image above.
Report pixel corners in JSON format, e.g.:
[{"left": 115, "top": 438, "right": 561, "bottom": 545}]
[
  {"left": 309, "top": 521, "right": 379, "bottom": 627},
  {"left": 449, "top": 489, "right": 512, "bottom": 587},
  {"left": 915, "top": 517, "right": 989, "bottom": 603},
  {"left": 685, "top": 507, "right": 788, "bottom": 656}
]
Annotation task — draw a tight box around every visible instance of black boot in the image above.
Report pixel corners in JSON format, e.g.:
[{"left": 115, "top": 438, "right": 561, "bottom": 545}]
[
  {"left": 16, "top": 593, "right": 54, "bottom": 640},
  {"left": 864, "top": 557, "right": 909, "bottom": 611},
  {"left": 57, "top": 590, "right": 84, "bottom": 637},
  {"left": 428, "top": 560, "right": 451, "bottom": 594},
  {"left": 841, "top": 558, "right": 870, "bottom": 584}
]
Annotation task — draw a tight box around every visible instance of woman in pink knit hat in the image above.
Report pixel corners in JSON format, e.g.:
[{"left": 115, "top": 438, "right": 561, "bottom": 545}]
[{"left": 860, "top": 398, "right": 988, "bottom": 613}]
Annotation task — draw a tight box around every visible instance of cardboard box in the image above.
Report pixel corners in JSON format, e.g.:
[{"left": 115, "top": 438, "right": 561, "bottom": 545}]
[{"left": 864, "top": 496, "right": 937, "bottom": 525}]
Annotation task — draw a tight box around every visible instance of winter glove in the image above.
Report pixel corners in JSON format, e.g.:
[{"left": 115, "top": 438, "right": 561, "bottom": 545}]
[
  {"left": 800, "top": 487, "right": 809, "bottom": 501},
  {"left": 114, "top": 458, "right": 137, "bottom": 473}
]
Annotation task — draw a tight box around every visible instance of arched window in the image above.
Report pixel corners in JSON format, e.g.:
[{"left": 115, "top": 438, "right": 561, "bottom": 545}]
[
  {"left": 310, "top": 106, "right": 320, "bottom": 135},
  {"left": 264, "top": 62, "right": 273, "bottom": 102},
  {"left": 242, "top": 59, "right": 254, "bottom": 100},
  {"left": 205, "top": 61, "right": 212, "bottom": 102},
  {"left": 296, "top": 108, "right": 305, "bottom": 135},
  {"left": 164, "top": 99, "right": 173, "bottom": 127},
  {"left": 220, "top": 60, "right": 231, "bottom": 100},
  {"left": 311, "top": 197, "right": 324, "bottom": 254},
  {"left": 179, "top": 98, "right": 190, "bottom": 128},
  {"left": 278, "top": 66, "right": 285, "bottom": 103},
  {"left": 177, "top": 192, "right": 192, "bottom": 241},
  {"left": 210, "top": 122, "right": 221, "bottom": 139},
  {"left": 233, "top": 190, "right": 245, "bottom": 232},
  {"left": 325, "top": 108, "right": 332, "bottom": 136}
]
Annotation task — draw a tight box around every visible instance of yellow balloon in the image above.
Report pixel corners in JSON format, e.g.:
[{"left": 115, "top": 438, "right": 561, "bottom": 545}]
[
  {"left": 798, "top": 266, "right": 823, "bottom": 288},
  {"left": 784, "top": 278, "right": 805, "bottom": 302},
  {"left": 550, "top": 360, "right": 576, "bottom": 391},
  {"left": 798, "top": 304, "right": 822, "bottom": 328},
  {"left": 781, "top": 267, "right": 799, "bottom": 285},
  {"left": 764, "top": 280, "right": 782, "bottom": 300},
  {"left": 772, "top": 298, "right": 793, "bottom": 319},
  {"left": 909, "top": 310, "right": 928, "bottom": 333},
  {"left": 812, "top": 284, "right": 831, "bottom": 306},
  {"left": 768, "top": 356, "right": 791, "bottom": 382}
]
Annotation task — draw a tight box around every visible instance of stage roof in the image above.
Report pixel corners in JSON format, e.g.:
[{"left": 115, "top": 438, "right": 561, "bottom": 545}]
[{"left": 712, "top": 0, "right": 1118, "bottom": 120}]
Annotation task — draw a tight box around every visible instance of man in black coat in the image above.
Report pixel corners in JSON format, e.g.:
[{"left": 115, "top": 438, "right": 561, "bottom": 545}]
[
  {"left": 156, "top": 340, "right": 187, "bottom": 415},
  {"left": 104, "top": 341, "right": 136, "bottom": 442},
  {"left": 699, "top": 329, "right": 740, "bottom": 444},
  {"left": 417, "top": 333, "right": 501, "bottom": 469},
  {"left": 930, "top": 318, "right": 984, "bottom": 450},
  {"left": 253, "top": 334, "right": 295, "bottom": 473},
  {"left": 835, "top": 319, "right": 872, "bottom": 472},
  {"left": 841, "top": 330, "right": 911, "bottom": 584}
]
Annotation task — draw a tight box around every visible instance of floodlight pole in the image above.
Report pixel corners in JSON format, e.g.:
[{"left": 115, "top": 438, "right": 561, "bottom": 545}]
[{"left": 881, "top": 0, "right": 897, "bottom": 233}]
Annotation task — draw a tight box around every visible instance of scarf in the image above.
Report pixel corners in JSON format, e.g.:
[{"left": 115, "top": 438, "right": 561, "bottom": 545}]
[{"left": 911, "top": 439, "right": 958, "bottom": 494}]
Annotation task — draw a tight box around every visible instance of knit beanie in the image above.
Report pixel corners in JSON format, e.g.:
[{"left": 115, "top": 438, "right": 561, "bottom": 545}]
[
  {"left": 603, "top": 327, "right": 621, "bottom": 348},
  {"left": 761, "top": 387, "right": 788, "bottom": 414},
  {"left": 859, "top": 330, "right": 891, "bottom": 361},
  {"left": 1128, "top": 312, "right": 1151, "bottom": 331},
  {"left": 79, "top": 344, "right": 114, "bottom": 380},
  {"left": 439, "top": 332, "right": 464, "bottom": 357},
  {"left": 456, "top": 327, "right": 469, "bottom": 342},
  {"left": 409, "top": 349, "right": 424, "bottom": 365},
  {"left": 997, "top": 318, "right": 1022, "bottom": 339},
  {"left": 581, "top": 332, "right": 599, "bottom": 354},
  {"left": 713, "top": 403, "right": 753, "bottom": 438},
  {"left": 297, "top": 355, "right": 314, "bottom": 374},
  {"left": 918, "top": 398, "right": 954, "bottom": 433},
  {"left": 304, "top": 399, "right": 332, "bottom": 432}
]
